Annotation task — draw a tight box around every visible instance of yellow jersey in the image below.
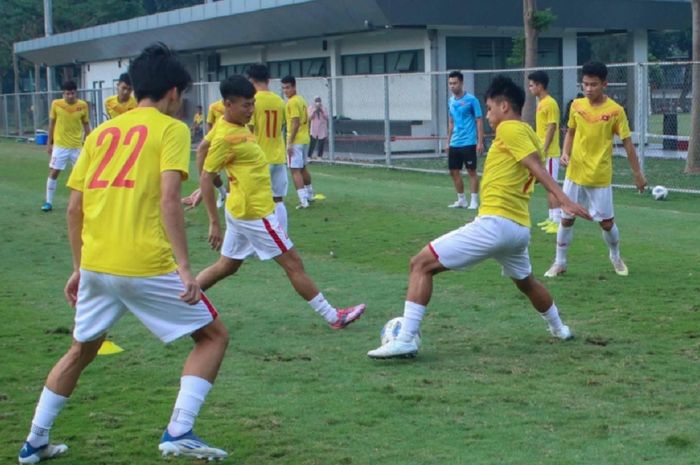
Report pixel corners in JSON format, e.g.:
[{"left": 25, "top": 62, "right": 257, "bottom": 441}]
[
  {"left": 203, "top": 118, "right": 275, "bottom": 220},
  {"left": 193, "top": 113, "right": 203, "bottom": 125},
  {"left": 51, "top": 99, "right": 89, "bottom": 148},
  {"left": 479, "top": 120, "right": 544, "bottom": 227},
  {"left": 285, "top": 94, "right": 310, "bottom": 145},
  {"left": 535, "top": 94, "right": 560, "bottom": 158},
  {"left": 207, "top": 100, "right": 225, "bottom": 127},
  {"left": 67, "top": 107, "right": 191, "bottom": 277},
  {"left": 252, "top": 90, "right": 286, "bottom": 164},
  {"left": 104, "top": 94, "right": 137, "bottom": 119},
  {"left": 567, "top": 97, "right": 631, "bottom": 187}
]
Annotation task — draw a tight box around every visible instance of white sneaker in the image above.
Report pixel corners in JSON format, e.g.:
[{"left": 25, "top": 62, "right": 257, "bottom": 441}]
[
  {"left": 159, "top": 430, "right": 228, "bottom": 461},
  {"left": 448, "top": 200, "right": 468, "bottom": 209},
  {"left": 295, "top": 202, "right": 309, "bottom": 210},
  {"left": 549, "top": 324, "right": 574, "bottom": 341},
  {"left": 543, "top": 263, "right": 567, "bottom": 278},
  {"left": 467, "top": 203, "right": 478, "bottom": 210},
  {"left": 18, "top": 442, "right": 68, "bottom": 464},
  {"left": 367, "top": 339, "right": 419, "bottom": 359},
  {"left": 610, "top": 256, "right": 628, "bottom": 276}
]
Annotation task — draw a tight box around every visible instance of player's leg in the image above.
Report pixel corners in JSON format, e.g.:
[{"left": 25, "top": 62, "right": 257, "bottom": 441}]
[
  {"left": 512, "top": 276, "right": 573, "bottom": 340},
  {"left": 589, "top": 186, "right": 626, "bottom": 275},
  {"left": 43, "top": 147, "right": 68, "bottom": 211},
  {"left": 197, "top": 211, "right": 247, "bottom": 291},
  {"left": 545, "top": 179, "right": 582, "bottom": 277},
  {"left": 464, "top": 146, "right": 479, "bottom": 209},
  {"left": 447, "top": 147, "right": 467, "bottom": 208},
  {"left": 196, "top": 256, "right": 243, "bottom": 291},
  {"left": 300, "top": 145, "right": 314, "bottom": 200},
  {"left": 270, "top": 164, "right": 289, "bottom": 232}
]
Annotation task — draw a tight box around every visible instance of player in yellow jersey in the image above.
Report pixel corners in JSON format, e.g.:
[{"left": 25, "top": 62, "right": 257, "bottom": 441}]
[
  {"left": 368, "top": 76, "right": 591, "bottom": 359},
  {"left": 281, "top": 75, "right": 315, "bottom": 209},
  {"left": 247, "top": 63, "right": 290, "bottom": 231},
  {"left": 197, "top": 75, "right": 365, "bottom": 329},
  {"left": 104, "top": 73, "right": 137, "bottom": 119},
  {"left": 42, "top": 80, "right": 90, "bottom": 212},
  {"left": 18, "top": 44, "right": 229, "bottom": 464},
  {"left": 206, "top": 99, "right": 225, "bottom": 132},
  {"left": 192, "top": 105, "right": 204, "bottom": 142},
  {"left": 544, "top": 62, "right": 647, "bottom": 278},
  {"left": 528, "top": 70, "right": 562, "bottom": 234}
]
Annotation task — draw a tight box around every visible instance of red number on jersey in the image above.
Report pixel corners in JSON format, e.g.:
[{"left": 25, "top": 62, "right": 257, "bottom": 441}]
[
  {"left": 88, "top": 125, "right": 149, "bottom": 189},
  {"left": 264, "top": 109, "right": 278, "bottom": 138}
]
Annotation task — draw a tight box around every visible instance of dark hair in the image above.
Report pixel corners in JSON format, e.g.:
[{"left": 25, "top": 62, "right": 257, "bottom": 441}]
[
  {"left": 220, "top": 75, "right": 256, "bottom": 101},
  {"left": 527, "top": 70, "right": 549, "bottom": 89},
  {"left": 61, "top": 80, "right": 77, "bottom": 91},
  {"left": 246, "top": 63, "right": 270, "bottom": 82},
  {"left": 281, "top": 75, "right": 296, "bottom": 86},
  {"left": 484, "top": 75, "right": 525, "bottom": 114},
  {"left": 581, "top": 61, "right": 608, "bottom": 81},
  {"left": 448, "top": 70, "right": 464, "bottom": 82},
  {"left": 128, "top": 43, "right": 191, "bottom": 102},
  {"left": 117, "top": 73, "right": 131, "bottom": 86}
]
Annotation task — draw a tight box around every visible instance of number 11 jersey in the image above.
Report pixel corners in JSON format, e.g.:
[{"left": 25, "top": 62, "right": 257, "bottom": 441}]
[{"left": 252, "top": 90, "right": 286, "bottom": 164}]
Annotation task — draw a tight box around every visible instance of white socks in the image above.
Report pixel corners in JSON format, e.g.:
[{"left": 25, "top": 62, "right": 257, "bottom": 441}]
[
  {"left": 457, "top": 193, "right": 466, "bottom": 202},
  {"left": 167, "top": 376, "right": 212, "bottom": 438},
  {"left": 296, "top": 188, "right": 308, "bottom": 206},
  {"left": 603, "top": 224, "right": 621, "bottom": 260},
  {"left": 275, "top": 202, "right": 288, "bottom": 233},
  {"left": 308, "top": 293, "right": 337, "bottom": 324},
  {"left": 549, "top": 208, "right": 562, "bottom": 223},
  {"left": 470, "top": 193, "right": 479, "bottom": 205},
  {"left": 397, "top": 301, "right": 426, "bottom": 342},
  {"left": 26, "top": 387, "right": 68, "bottom": 447},
  {"left": 305, "top": 184, "right": 314, "bottom": 200},
  {"left": 46, "top": 178, "right": 57, "bottom": 204},
  {"left": 540, "top": 303, "right": 564, "bottom": 331},
  {"left": 555, "top": 224, "right": 574, "bottom": 265}
]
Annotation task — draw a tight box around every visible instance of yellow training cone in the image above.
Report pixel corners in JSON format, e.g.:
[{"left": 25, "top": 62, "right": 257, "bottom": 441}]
[
  {"left": 313, "top": 193, "right": 326, "bottom": 201},
  {"left": 98, "top": 340, "right": 124, "bottom": 356}
]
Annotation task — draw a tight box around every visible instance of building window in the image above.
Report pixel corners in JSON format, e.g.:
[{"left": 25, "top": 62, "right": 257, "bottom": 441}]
[
  {"left": 341, "top": 50, "right": 424, "bottom": 75},
  {"left": 269, "top": 57, "right": 329, "bottom": 78}
]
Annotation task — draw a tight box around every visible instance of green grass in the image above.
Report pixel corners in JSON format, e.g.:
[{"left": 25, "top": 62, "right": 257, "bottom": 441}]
[
  {"left": 649, "top": 113, "right": 690, "bottom": 137},
  {"left": 1, "top": 139, "right": 700, "bottom": 464}
]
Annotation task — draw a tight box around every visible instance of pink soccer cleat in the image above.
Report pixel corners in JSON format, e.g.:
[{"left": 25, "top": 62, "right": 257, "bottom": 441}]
[{"left": 330, "top": 304, "right": 366, "bottom": 329}]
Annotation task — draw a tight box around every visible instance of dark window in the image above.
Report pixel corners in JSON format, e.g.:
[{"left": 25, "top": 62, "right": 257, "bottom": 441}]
[{"left": 342, "top": 50, "right": 424, "bottom": 75}]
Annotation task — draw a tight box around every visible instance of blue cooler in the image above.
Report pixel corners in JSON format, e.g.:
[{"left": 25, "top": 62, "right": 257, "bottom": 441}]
[{"left": 35, "top": 133, "right": 48, "bottom": 145}]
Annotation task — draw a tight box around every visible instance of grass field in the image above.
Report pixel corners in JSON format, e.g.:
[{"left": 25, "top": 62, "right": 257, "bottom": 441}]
[{"left": 1, "top": 139, "right": 700, "bottom": 465}]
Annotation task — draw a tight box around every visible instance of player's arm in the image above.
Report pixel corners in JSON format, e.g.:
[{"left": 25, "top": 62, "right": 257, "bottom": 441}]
[
  {"left": 64, "top": 189, "right": 84, "bottom": 307},
  {"left": 476, "top": 117, "right": 484, "bottom": 155},
  {"left": 83, "top": 122, "right": 91, "bottom": 139},
  {"left": 47, "top": 117, "right": 56, "bottom": 156},
  {"left": 561, "top": 127, "right": 575, "bottom": 166},
  {"left": 287, "top": 116, "right": 300, "bottom": 153},
  {"left": 520, "top": 152, "right": 591, "bottom": 221},
  {"left": 445, "top": 115, "right": 453, "bottom": 153},
  {"left": 200, "top": 168, "right": 222, "bottom": 251},
  {"left": 622, "top": 137, "right": 647, "bottom": 193},
  {"left": 161, "top": 170, "right": 200, "bottom": 304},
  {"left": 543, "top": 122, "right": 556, "bottom": 154}
]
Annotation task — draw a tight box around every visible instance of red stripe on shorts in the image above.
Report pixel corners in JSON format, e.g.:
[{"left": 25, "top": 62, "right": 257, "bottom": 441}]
[
  {"left": 428, "top": 242, "right": 440, "bottom": 260},
  {"left": 262, "top": 218, "right": 288, "bottom": 253},
  {"left": 200, "top": 292, "right": 219, "bottom": 319}
]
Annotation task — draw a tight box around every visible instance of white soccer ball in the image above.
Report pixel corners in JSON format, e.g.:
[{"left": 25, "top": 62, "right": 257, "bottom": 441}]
[
  {"left": 380, "top": 317, "right": 421, "bottom": 347},
  {"left": 651, "top": 185, "right": 669, "bottom": 201}
]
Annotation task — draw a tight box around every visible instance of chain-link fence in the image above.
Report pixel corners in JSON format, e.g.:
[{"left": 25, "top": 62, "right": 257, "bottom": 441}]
[{"left": 1, "top": 62, "right": 698, "bottom": 193}]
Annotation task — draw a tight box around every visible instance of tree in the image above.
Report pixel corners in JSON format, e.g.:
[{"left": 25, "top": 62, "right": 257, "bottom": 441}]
[
  {"left": 688, "top": 0, "right": 700, "bottom": 173},
  {"left": 521, "top": 1, "right": 556, "bottom": 124}
]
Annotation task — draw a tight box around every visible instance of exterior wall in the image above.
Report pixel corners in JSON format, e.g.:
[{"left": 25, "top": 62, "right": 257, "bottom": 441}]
[{"left": 83, "top": 60, "right": 126, "bottom": 93}]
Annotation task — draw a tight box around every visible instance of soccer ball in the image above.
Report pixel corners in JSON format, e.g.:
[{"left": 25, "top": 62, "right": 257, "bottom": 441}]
[
  {"left": 651, "top": 185, "right": 669, "bottom": 201},
  {"left": 380, "top": 317, "right": 421, "bottom": 347}
]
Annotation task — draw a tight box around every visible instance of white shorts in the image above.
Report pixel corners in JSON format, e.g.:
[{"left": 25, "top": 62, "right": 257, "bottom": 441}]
[
  {"left": 287, "top": 144, "right": 308, "bottom": 169},
  {"left": 561, "top": 179, "right": 614, "bottom": 222},
  {"left": 546, "top": 157, "right": 560, "bottom": 181},
  {"left": 50, "top": 146, "right": 81, "bottom": 170},
  {"left": 429, "top": 215, "right": 532, "bottom": 280},
  {"left": 269, "top": 164, "right": 289, "bottom": 198},
  {"left": 73, "top": 270, "right": 218, "bottom": 344},
  {"left": 221, "top": 211, "right": 293, "bottom": 261}
]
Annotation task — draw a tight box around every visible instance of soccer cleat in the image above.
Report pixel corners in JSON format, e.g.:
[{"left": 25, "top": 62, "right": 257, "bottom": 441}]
[
  {"left": 610, "top": 257, "right": 629, "bottom": 276},
  {"left": 18, "top": 441, "right": 68, "bottom": 464},
  {"left": 467, "top": 203, "right": 478, "bottom": 210},
  {"left": 447, "top": 200, "right": 468, "bottom": 208},
  {"left": 543, "top": 222, "right": 559, "bottom": 234},
  {"left": 158, "top": 430, "right": 228, "bottom": 461},
  {"left": 307, "top": 194, "right": 315, "bottom": 203},
  {"left": 367, "top": 339, "right": 419, "bottom": 359},
  {"left": 543, "top": 263, "right": 567, "bottom": 278},
  {"left": 41, "top": 202, "right": 53, "bottom": 212},
  {"left": 295, "top": 202, "right": 309, "bottom": 210},
  {"left": 329, "top": 304, "right": 366, "bottom": 329},
  {"left": 537, "top": 218, "right": 551, "bottom": 227},
  {"left": 549, "top": 324, "right": 574, "bottom": 341}
]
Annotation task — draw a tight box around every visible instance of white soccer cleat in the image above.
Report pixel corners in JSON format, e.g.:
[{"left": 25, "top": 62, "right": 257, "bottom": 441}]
[
  {"left": 543, "top": 263, "right": 567, "bottom": 278},
  {"left": 18, "top": 442, "right": 68, "bottom": 464},
  {"left": 159, "top": 430, "right": 228, "bottom": 461},
  {"left": 467, "top": 203, "right": 478, "bottom": 210},
  {"left": 367, "top": 339, "right": 419, "bottom": 359},
  {"left": 610, "top": 257, "right": 628, "bottom": 276},
  {"left": 447, "top": 200, "right": 468, "bottom": 209},
  {"left": 549, "top": 324, "right": 574, "bottom": 341}
]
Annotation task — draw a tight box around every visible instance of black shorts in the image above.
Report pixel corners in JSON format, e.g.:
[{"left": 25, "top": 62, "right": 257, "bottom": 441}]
[{"left": 448, "top": 145, "right": 477, "bottom": 171}]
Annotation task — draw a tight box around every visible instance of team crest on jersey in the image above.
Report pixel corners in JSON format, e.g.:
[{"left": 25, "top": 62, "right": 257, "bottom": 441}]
[{"left": 601, "top": 114, "right": 610, "bottom": 121}]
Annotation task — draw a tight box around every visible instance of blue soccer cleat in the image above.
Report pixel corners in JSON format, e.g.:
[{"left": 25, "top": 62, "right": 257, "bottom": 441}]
[
  {"left": 158, "top": 430, "right": 228, "bottom": 461},
  {"left": 18, "top": 441, "right": 68, "bottom": 464},
  {"left": 41, "top": 202, "right": 53, "bottom": 212}
]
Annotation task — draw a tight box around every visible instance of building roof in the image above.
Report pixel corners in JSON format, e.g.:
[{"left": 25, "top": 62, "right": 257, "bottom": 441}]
[{"left": 15, "top": 0, "right": 691, "bottom": 66}]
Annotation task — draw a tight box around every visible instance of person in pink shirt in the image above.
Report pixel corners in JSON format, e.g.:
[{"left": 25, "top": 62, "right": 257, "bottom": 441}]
[{"left": 307, "top": 96, "right": 329, "bottom": 159}]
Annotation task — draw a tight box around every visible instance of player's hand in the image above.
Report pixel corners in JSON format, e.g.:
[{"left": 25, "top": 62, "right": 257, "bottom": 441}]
[
  {"left": 287, "top": 145, "right": 294, "bottom": 157},
  {"left": 634, "top": 172, "right": 647, "bottom": 193},
  {"left": 64, "top": 271, "right": 80, "bottom": 307},
  {"left": 181, "top": 188, "right": 202, "bottom": 210},
  {"left": 561, "top": 199, "right": 592, "bottom": 221},
  {"left": 208, "top": 221, "right": 223, "bottom": 251},
  {"left": 177, "top": 268, "right": 201, "bottom": 305},
  {"left": 476, "top": 142, "right": 484, "bottom": 156},
  {"left": 560, "top": 153, "right": 570, "bottom": 166}
]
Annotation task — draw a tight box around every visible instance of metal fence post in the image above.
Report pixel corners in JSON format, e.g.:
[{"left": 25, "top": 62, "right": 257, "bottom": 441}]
[
  {"left": 638, "top": 62, "right": 648, "bottom": 173},
  {"left": 383, "top": 74, "right": 391, "bottom": 166},
  {"left": 16, "top": 93, "right": 23, "bottom": 137},
  {"left": 2, "top": 95, "right": 8, "bottom": 136},
  {"left": 327, "top": 76, "right": 335, "bottom": 162}
]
